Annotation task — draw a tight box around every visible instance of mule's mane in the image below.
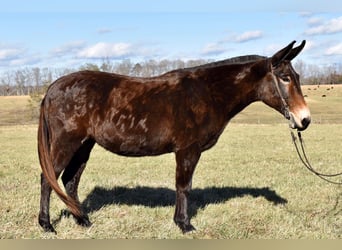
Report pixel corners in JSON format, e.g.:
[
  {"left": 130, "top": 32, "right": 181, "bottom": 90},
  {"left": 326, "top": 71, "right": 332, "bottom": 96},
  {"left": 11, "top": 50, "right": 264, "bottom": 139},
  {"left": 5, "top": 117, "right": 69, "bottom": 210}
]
[{"left": 185, "top": 55, "right": 267, "bottom": 72}]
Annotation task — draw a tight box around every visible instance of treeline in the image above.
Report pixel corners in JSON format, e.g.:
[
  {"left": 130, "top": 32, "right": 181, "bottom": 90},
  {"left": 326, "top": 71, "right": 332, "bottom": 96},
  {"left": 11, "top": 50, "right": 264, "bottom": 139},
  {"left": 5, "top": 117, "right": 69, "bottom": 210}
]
[
  {"left": 294, "top": 59, "right": 342, "bottom": 86},
  {"left": 0, "top": 59, "right": 210, "bottom": 96},
  {"left": 1, "top": 58, "right": 342, "bottom": 96}
]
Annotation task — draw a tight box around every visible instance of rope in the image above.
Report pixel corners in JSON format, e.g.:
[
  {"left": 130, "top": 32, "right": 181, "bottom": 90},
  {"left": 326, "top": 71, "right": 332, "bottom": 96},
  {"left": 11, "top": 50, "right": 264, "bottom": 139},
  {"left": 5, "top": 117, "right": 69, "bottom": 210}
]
[{"left": 290, "top": 130, "right": 342, "bottom": 185}]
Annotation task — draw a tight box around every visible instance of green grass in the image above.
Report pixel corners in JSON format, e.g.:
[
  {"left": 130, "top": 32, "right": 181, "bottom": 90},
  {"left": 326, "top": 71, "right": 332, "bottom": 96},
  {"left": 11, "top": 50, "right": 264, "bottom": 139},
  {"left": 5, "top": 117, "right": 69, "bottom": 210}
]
[
  {"left": 0, "top": 85, "right": 342, "bottom": 238},
  {"left": 0, "top": 124, "right": 341, "bottom": 239}
]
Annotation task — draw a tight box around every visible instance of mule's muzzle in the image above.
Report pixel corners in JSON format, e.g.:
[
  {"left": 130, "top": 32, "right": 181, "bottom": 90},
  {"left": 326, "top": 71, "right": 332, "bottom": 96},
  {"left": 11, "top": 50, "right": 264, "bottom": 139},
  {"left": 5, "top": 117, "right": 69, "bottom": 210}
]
[
  {"left": 288, "top": 111, "right": 311, "bottom": 131},
  {"left": 299, "top": 117, "right": 311, "bottom": 131}
]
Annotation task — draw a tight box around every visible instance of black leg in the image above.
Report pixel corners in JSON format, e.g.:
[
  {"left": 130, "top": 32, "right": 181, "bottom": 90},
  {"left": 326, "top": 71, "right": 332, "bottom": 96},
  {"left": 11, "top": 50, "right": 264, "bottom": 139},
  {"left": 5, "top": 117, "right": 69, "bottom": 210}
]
[
  {"left": 174, "top": 143, "right": 201, "bottom": 233},
  {"left": 61, "top": 139, "right": 95, "bottom": 227},
  {"left": 38, "top": 150, "right": 70, "bottom": 233},
  {"left": 38, "top": 173, "right": 56, "bottom": 233}
]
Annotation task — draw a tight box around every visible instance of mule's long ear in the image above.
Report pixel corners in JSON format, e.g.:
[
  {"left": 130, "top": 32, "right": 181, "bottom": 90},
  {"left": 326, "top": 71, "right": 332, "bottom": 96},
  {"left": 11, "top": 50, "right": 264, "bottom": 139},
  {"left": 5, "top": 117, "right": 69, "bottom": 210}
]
[
  {"left": 285, "top": 40, "right": 306, "bottom": 61},
  {"left": 271, "top": 40, "right": 296, "bottom": 67}
]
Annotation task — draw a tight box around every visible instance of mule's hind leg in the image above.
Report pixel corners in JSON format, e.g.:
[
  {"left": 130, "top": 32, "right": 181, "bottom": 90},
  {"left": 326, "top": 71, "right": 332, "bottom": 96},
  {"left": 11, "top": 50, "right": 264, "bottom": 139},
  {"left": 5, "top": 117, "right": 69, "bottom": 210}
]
[
  {"left": 62, "top": 139, "right": 95, "bottom": 227},
  {"left": 39, "top": 174, "right": 56, "bottom": 233},
  {"left": 38, "top": 152, "right": 73, "bottom": 233}
]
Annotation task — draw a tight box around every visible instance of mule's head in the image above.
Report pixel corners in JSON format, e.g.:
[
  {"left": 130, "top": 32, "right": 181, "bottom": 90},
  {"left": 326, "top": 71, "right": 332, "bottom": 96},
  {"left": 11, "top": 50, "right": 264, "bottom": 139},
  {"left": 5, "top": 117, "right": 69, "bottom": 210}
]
[{"left": 259, "top": 40, "right": 311, "bottom": 131}]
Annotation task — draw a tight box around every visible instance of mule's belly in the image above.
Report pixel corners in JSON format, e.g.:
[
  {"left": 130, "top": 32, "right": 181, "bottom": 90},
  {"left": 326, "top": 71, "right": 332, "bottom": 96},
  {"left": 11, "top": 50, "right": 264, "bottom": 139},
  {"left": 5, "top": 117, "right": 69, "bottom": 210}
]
[
  {"left": 93, "top": 114, "right": 175, "bottom": 156},
  {"left": 95, "top": 133, "right": 174, "bottom": 157}
]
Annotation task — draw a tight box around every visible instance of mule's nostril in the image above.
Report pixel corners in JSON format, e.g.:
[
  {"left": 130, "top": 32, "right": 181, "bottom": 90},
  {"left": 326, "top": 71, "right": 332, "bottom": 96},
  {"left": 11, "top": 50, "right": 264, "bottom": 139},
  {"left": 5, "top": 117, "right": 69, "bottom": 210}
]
[{"left": 301, "top": 117, "right": 311, "bottom": 130}]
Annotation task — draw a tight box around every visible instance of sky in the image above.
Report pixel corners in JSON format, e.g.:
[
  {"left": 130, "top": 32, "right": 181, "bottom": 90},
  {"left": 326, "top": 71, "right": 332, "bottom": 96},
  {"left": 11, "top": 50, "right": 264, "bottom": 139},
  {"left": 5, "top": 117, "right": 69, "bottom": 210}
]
[{"left": 0, "top": 0, "right": 342, "bottom": 73}]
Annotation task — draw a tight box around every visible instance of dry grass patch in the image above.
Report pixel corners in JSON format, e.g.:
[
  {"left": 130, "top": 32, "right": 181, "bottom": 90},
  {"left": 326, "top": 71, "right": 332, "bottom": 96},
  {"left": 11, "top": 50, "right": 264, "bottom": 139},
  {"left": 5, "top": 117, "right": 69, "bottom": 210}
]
[{"left": 0, "top": 124, "right": 341, "bottom": 238}]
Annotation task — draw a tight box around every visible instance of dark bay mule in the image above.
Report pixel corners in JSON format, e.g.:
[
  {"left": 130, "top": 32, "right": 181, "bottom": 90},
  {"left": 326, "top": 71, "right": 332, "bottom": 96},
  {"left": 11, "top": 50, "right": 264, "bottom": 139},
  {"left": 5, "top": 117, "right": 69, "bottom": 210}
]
[{"left": 38, "top": 41, "right": 310, "bottom": 233}]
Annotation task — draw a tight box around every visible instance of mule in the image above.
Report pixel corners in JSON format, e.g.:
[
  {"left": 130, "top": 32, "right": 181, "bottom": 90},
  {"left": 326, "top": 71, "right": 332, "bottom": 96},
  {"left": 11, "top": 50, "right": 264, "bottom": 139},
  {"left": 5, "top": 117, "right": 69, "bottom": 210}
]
[{"left": 38, "top": 40, "right": 310, "bottom": 233}]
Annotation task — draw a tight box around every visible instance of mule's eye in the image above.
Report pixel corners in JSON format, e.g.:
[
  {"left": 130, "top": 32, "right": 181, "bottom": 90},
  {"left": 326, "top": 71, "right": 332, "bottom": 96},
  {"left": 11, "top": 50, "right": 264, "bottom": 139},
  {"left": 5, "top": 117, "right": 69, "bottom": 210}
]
[{"left": 280, "top": 75, "right": 291, "bottom": 83}]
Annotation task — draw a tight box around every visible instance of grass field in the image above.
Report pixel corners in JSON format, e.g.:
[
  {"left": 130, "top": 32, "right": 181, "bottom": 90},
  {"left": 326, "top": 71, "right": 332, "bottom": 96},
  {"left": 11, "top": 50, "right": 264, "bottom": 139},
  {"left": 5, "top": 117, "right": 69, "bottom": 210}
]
[{"left": 0, "top": 85, "right": 342, "bottom": 239}]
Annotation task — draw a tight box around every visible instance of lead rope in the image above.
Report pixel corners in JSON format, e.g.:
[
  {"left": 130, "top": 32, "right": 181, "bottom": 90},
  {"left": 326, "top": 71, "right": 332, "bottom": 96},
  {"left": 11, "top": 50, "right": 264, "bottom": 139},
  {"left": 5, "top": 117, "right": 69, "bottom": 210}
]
[
  {"left": 271, "top": 67, "right": 342, "bottom": 185},
  {"left": 290, "top": 130, "right": 342, "bottom": 185}
]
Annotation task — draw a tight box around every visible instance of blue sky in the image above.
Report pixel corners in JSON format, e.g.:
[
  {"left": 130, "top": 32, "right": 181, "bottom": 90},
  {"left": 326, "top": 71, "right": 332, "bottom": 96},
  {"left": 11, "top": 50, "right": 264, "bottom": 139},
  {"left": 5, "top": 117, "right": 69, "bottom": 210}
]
[{"left": 0, "top": 0, "right": 341, "bottom": 72}]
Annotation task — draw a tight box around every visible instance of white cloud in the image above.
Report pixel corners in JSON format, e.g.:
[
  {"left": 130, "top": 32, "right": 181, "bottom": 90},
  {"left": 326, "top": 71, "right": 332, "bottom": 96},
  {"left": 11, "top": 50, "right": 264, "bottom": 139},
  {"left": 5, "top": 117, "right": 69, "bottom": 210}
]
[
  {"left": 305, "top": 16, "right": 342, "bottom": 35},
  {"left": 51, "top": 41, "right": 86, "bottom": 57},
  {"left": 0, "top": 45, "right": 41, "bottom": 67},
  {"left": 200, "top": 30, "right": 263, "bottom": 56},
  {"left": 9, "top": 54, "right": 42, "bottom": 67},
  {"left": 78, "top": 42, "right": 135, "bottom": 59},
  {"left": 201, "top": 43, "right": 226, "bottom": 56},
  {"left": 0, "top": 47, "right": 24, "bottom": 61},
  {"left": 235, "top": 30, "right": 263, "bottom": 43},
  {"left": 0, "top": 51, "right": 42, "bottom": 68},
  {"left": 307, "top": 17, "right": 324, "bottom": 27},
  {"left": 325, "top": 43, "right": 342, "bottom": 56}
]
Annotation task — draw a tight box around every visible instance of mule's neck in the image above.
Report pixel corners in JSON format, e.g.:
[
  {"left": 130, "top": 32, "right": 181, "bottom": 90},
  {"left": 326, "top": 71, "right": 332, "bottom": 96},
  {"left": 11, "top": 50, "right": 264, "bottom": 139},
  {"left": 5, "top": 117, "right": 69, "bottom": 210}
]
[{"left": 202, "top": 60, "right": 269, "bottom": 121}]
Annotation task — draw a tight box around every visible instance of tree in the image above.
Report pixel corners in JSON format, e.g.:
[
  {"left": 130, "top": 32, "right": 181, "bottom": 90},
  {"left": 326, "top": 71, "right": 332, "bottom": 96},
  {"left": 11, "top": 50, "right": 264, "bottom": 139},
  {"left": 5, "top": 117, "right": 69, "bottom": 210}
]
[
  {"left": 32, "top": 67, "right": 41, "bottom": 93},
  {"left": 0, "top": 71, "right": 13, "bottom": 95},
  {"left": 294, "top": 59, "right": 307, "bottom": 84},
  {"left": 14, "top": 70, "right": 27, "bottom": 95},
  {"left": 132, "top": 63, "right": 143, "bottom": 77},
  {"left": 114, "top": 59, "right": 133, "bottom": 75},
  {"left": 100, "top": 58, "right": 115, "bottom": 72},
  {"left": 79, "top": 63, "right": 100, "bottom": 71}
]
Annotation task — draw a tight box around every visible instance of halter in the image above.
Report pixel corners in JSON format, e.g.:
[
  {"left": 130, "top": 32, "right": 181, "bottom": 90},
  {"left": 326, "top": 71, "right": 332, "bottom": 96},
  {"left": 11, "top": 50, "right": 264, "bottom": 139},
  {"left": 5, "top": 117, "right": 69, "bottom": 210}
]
[
  {"left": 271, "top": 66, "right": 291, "bottom": 120},
  {"left": 271, "top": 67, "right": 342, "bottom": 185}
]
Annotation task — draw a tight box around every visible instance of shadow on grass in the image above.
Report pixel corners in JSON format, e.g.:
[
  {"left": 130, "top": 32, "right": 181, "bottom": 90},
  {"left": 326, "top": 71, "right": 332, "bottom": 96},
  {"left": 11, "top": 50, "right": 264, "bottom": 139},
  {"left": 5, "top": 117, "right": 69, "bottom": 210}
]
[{"left": 81, "top": 186, "right": 287, "bottom": 218}]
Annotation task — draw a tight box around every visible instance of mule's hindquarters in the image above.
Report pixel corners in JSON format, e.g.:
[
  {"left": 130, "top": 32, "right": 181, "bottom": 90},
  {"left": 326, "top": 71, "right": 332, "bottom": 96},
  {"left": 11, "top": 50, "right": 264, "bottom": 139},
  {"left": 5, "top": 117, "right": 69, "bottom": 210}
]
[{"left": 38, "top": 98, "right": 94, "bottom": 232}]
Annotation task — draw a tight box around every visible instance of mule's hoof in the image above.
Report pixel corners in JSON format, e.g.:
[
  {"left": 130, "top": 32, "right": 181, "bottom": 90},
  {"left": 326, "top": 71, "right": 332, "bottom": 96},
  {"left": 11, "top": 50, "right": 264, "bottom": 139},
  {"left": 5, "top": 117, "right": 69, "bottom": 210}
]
[
  {"left": 39, "top": 216, "right": 57, "bottom": 234},
  {"left": 75, "top": 216, "right": 92, "bottom": 228},
  {"left": 39, "top": 221, "right": 57, "bottom": 234},
  {"left": 176, "top": 222, "right": 196, "bottom": 234}
]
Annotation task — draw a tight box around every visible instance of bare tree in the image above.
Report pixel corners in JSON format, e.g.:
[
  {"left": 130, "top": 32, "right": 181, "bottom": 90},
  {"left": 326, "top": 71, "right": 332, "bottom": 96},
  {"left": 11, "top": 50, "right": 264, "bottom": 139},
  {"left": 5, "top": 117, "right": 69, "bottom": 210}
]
[
  {"left": 32, "top": 67, "right": 41, "bottom": 93},
  {"left": 14, "top": 70, "right": 27, "bottom": 95},
  {"left": 79, "top": 63, "right": 100, "bottom": 71},
  {"left": 132, "top": 63, "right": 143, "bottom": 77},
  {"left": 0, "top": 71, "right": 13, "bottom": 95},
  {"left": 294, "top": 59, "right": 307, "bottom": 84},
  {"left": 100, "top": 58, "right": 115, "bottom": 73},
  {"left": 114, "top": 59, "right": 133, "bottom": 75}
]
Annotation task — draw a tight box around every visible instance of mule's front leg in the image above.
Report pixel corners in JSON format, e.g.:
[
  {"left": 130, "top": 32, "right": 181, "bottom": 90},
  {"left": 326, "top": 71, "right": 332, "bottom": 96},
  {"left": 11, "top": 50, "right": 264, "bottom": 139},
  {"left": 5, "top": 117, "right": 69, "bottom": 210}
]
[{"left": 174, "top": 144, "right": 201, "bottom": 233}]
